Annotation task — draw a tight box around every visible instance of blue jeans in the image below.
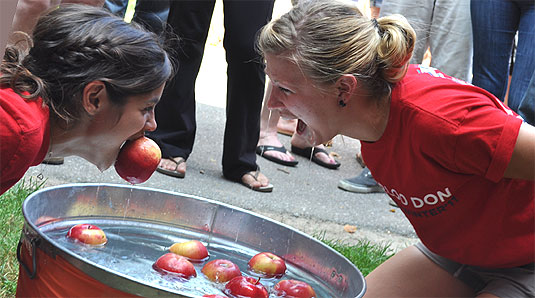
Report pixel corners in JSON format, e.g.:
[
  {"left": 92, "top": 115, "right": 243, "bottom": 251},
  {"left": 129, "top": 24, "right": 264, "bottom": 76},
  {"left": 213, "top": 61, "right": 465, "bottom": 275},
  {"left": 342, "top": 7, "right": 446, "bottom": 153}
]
[
  {"left": 471, "top": 0, "right": 535, "bottom": 113},
  {"left": 518, "top": 73, "right": 535, "bottom": 126}
]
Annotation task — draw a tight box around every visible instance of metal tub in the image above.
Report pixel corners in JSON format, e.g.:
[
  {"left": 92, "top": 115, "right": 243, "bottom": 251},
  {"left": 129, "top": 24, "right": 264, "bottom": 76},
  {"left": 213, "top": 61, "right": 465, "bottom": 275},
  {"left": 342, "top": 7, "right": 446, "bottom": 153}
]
[{"left": 17, "top": 183, "right": 366, "bottom": 297}]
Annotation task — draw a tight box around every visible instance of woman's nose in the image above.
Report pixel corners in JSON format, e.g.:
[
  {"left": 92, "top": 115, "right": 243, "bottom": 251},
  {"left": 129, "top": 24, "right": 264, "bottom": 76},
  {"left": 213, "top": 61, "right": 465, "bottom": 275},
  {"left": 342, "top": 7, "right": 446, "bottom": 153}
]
[
  {"left": 144, "top": 112, "right": 157, "bottom": 132},
  {"left": 267, "top": 86, "right": 284, "bottom": 109}
]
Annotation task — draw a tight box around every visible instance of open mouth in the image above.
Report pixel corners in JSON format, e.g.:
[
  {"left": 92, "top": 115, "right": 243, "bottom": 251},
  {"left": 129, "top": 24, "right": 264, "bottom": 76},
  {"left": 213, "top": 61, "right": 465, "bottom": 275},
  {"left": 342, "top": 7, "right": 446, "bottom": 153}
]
[{"left": 296, "top": 119, "right": 306, "bottom": 135}]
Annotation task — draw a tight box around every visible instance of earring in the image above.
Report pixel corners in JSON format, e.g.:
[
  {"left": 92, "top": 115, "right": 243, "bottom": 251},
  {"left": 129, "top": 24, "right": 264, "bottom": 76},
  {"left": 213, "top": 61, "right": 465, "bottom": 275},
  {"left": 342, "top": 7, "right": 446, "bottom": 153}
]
[{"left": 338, "top": 99, "right": 346, "bottom": 107}]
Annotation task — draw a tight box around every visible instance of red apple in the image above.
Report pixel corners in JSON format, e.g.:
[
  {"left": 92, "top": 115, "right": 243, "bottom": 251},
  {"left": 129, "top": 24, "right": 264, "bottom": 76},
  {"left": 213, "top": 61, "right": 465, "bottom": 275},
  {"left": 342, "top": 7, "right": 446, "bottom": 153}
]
[
  {"left": 202, "top": 295, "right": 228, "bottom": 298},
  {"left": 248, "top": 252, "right": 286, "bottom": 278},
  {"left": 169, "top": 240, "right": 209, "bottom": 262},
  {"left": 153, "top": 253, "right": 196, "bottom": 279},
  {"left": 273, "top": 280, "right": 316, "bottom": 298},
  {"left": 202, "top": 259, "right": 242, "bottom": 283},
  {"left": 115, "top": 136, "right": 161, "bottom": 184},
  {"left": 67, "top": 223, "right": 107, "bottom": 245},
  {"left": 224, "top": 276, "right": 268, "bottom": 298}
]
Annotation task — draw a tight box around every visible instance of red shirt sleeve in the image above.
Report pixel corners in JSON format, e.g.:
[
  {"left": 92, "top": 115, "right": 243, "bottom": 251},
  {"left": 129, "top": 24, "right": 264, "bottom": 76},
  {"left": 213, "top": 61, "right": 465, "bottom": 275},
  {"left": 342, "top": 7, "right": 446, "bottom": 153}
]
[
  {"left": 0, "top": 88, "right": 49, "bottom": 194},
  {"left": 452, "top": 103, "right": 523, "bottom": 182}
]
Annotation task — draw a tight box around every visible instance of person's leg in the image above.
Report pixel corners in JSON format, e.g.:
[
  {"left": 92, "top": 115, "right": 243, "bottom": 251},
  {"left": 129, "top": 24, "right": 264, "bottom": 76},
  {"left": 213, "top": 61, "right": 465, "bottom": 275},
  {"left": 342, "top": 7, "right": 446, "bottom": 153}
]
[
  {"left": 365, "top": 245, "right": 475, "bottom": 297},
  {"left": 429, "top": 0, "right": 472, "bottom": 82},
  {"left": 221, "top": 0, "right": 274, "bottom": 186},
  {"left": 133, "top": 0, "right": 170, "bottom": 35},
  {"left": 471, "top": 0, "right": 517, "bottom": 102},
  {"left": 506, "top": 1, "right": 535, "bottom": 112},
  {"left": 148, "top": 0, "right": 215, "bottom": 176},
  {"left": 1, "top": 0, "right": 18, "bottom": 56},
  {"left": 379, "top": 0, "right": 433, "bottom": 64},
  {"left": 518, "top": 72, "right": 535, "bottom": 126},
  {"left": 10, "top": 0, "right": 58, "bottom": 39},
  {"left": 104, "top": 0, "right": 128, "bottom": 17}
]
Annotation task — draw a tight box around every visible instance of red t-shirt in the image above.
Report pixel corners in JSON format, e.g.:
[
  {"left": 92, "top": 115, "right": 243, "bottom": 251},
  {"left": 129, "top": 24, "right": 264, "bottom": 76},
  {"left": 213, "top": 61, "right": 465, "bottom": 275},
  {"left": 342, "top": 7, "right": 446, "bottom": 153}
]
[
  {"left": 361, "top": 65, "right": 534, "bottom": 268},
  {"left": 1, "top": 88, "right": 50, "bottom": 195}
]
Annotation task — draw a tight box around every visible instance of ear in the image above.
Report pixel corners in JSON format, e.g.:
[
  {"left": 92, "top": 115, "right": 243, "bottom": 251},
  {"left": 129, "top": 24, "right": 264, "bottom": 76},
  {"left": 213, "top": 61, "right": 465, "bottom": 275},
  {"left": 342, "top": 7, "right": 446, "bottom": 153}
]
[
  {"left": 82, "top": 81, "right": 107, "bottom": 115},
  {"left": 335, "top": 74, "right": 358, "bottom": 105}
]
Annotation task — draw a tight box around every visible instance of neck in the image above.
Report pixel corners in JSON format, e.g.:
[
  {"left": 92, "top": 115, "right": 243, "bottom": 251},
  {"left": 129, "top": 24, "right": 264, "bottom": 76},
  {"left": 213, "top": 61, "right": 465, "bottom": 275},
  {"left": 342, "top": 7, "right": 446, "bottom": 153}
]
[{"left": 343, "top": 94, "right": 390, "bottom": 142}]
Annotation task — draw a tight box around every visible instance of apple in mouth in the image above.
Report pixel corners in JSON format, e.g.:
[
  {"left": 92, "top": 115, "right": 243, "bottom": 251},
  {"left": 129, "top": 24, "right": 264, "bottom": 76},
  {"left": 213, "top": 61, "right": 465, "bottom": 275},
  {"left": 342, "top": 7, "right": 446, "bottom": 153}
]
[{"left": 114, "top": 136, "right": 161, "bottom": 184}]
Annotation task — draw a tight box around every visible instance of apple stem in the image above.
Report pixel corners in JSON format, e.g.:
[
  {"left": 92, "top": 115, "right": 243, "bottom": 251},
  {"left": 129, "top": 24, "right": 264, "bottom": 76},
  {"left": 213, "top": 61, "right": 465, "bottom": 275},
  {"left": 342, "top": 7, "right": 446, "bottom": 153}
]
[{"left": 255, "top": 277, "right": 261, "bottom": 285}]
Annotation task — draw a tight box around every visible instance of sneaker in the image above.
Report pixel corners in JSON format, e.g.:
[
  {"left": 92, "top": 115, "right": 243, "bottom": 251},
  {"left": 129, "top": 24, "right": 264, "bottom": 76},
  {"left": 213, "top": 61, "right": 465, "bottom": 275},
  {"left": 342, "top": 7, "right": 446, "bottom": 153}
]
[{"left": 338, "top": 167, "right": 383, "bottom": 193}]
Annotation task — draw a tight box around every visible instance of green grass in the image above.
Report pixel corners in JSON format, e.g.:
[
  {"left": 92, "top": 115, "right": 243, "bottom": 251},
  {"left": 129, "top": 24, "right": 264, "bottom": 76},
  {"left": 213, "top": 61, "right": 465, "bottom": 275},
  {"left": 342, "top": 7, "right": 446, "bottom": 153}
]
[
  {"left": 0, "top": 180, "right": 391, "bottom": 297},
  {"left": 0, "top": 178, "right": 44, "bottom": 297},
  {"left": 316, "top": 233, "right": 394, "bottom": 276}
]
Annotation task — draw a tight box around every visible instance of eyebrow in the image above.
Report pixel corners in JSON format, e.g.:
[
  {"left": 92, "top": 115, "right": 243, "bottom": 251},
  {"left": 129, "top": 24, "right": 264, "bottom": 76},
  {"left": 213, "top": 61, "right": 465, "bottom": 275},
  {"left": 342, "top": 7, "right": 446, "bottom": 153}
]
[{"left": 147, "top": 97, "right": 160, "bottom": 104}]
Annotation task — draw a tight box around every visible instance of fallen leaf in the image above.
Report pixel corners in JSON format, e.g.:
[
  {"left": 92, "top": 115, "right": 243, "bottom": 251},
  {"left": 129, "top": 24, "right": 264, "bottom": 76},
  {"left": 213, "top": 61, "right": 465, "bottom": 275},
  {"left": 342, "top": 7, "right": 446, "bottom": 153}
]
[{"left": 344, "top": 224, "right": 357, "bottom": 233}]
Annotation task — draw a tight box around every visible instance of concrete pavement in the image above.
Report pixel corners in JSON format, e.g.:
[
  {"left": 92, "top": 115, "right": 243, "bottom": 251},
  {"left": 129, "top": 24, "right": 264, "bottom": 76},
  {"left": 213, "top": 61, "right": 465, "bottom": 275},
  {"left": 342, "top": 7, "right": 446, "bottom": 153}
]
[{"left": 22, "top": 0, "right": 418, "bottom": 252}]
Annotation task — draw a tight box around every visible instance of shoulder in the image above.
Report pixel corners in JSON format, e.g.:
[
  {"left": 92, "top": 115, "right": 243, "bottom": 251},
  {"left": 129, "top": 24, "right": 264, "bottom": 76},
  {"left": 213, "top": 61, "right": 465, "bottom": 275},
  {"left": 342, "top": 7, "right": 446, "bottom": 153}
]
[
  {"left": 395, "top": 65, "right": 519, "bottom": 129},
  {"left": 1, "top": 88, "right": 50, "bottom": 177},
  {"left": 0, "top": 88, "right": 49, "bottom": 133}
]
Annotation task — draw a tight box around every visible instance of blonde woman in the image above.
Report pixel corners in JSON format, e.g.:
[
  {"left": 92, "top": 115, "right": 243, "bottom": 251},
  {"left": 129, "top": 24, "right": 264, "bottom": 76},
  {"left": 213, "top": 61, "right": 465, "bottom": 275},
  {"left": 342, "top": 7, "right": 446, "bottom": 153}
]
[{"left": 257, "top": 1, "right": 535, "bottom": 297}]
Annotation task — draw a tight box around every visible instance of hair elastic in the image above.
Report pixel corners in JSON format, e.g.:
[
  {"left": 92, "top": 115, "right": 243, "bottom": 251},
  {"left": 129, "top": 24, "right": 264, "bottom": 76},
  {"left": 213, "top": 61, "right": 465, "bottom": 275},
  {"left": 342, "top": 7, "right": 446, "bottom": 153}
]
[{"left": 372, "top": 18, "right": 379, "bottom": 29}]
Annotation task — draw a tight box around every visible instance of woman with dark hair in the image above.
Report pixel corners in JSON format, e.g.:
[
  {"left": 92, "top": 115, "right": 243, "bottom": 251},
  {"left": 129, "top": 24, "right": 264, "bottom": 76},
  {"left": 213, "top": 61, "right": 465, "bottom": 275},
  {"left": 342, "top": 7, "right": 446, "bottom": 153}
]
[
  {"left": 258, "top": 1, "right": 534, "bottom": 297},
  {"left": 0, "top": 4, "right": 173, "bottom": 195}
]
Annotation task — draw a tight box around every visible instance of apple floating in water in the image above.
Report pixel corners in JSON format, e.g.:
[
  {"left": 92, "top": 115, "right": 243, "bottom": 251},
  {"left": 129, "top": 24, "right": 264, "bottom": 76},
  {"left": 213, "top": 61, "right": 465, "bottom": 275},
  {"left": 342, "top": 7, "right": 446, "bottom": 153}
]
[
  {"left": 224, "top": 276, "right": 268, "bottom": 298},
  {"left": 169, "top": 240, "right": 209, "bottom": 262},
  {"left": 273, "top": 279, "right": 316, "bottom": 298},
  {"left": 114, "top": 136, "right": 161, "bottom": 184},
  {"left": 67, "top": 224, "right": 107, "bottom": 245},
  {"left": 248, "top": 252, "right": 287, "bottom": 278},
  {"left": 153, "top": 253, "right": 196, "bottom": 279},
  {"left": 202, "top": 259, "right": 242, "bottom": 283}
]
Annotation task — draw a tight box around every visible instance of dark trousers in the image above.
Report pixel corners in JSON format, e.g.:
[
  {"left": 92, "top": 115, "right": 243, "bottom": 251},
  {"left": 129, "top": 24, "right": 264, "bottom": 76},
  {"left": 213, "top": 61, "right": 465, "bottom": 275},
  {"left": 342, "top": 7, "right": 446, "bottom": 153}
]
[
  {"left": 149, "top": 0, "right": 274, "bottom": 181},
  {"left": 105, "top": 0, "right": 169, "bottom": 35}
]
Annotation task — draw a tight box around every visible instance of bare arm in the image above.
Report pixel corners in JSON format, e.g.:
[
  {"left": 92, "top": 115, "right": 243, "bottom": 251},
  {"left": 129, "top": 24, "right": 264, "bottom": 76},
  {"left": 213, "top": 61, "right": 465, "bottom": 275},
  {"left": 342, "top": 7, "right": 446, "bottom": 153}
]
[
  {"left": 503, "top": 122, "right": 535, "bottom": 180},
  {"left": 1, "top": 0, "right": 19, "bottom": 56}
]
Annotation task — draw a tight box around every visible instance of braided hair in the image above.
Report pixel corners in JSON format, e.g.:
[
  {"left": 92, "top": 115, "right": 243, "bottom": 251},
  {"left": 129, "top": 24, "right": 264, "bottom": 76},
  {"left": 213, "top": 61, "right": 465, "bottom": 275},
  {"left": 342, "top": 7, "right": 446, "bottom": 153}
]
[{"left": 1, "top": 4, "right": 173, "bottom": 124}]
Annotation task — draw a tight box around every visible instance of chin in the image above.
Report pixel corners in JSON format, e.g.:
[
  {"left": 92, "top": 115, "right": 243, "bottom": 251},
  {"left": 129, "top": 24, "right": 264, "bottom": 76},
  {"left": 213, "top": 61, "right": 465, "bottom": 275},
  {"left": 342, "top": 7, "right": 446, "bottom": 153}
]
[{"left": 85, "top": 151, "right": 118, "bottom": 172}]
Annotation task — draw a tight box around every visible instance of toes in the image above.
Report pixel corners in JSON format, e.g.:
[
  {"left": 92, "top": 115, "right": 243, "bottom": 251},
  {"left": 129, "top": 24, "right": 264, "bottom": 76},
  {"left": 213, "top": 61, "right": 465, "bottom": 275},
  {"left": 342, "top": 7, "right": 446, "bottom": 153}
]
[{"left": 314, "top": 151, "right": 336, "bottom": 164}]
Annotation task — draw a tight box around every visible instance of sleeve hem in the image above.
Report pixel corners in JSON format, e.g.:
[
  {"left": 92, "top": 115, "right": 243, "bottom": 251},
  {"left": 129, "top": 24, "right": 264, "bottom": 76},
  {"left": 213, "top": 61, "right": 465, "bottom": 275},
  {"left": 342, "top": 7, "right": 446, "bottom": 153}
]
[{"left": 485, "top": 117, "right": 522, "bottom": 182}]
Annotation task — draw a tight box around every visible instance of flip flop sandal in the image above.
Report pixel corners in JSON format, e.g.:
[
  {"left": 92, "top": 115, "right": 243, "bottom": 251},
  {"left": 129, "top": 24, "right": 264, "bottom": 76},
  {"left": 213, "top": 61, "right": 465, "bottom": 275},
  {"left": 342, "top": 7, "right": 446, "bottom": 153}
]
[
  {"left": 42, "top": 157, "right": 64, "bottom": 165},
  {"left": 241, "top": 170, "right": 273, "bottom": 193},
  {"left": 256, "top": 145, "right": 299, "bottom": 167},
  {"left": 291, "top": 145, "right": 341, "bottom": 170},
  {"left": 156, "top": 157, "right": 186, "bottom": 178}
]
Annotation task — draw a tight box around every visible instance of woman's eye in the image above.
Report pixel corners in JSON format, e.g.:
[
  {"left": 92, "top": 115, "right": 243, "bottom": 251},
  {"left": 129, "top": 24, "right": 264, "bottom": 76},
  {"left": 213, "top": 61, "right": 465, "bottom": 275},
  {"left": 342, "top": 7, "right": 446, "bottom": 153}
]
[
  {"left": 143, "top": 106, "right": 154, "bottom": 113},
  {"left": 279, "top": 86, "right": 291, "bottom": 94}
]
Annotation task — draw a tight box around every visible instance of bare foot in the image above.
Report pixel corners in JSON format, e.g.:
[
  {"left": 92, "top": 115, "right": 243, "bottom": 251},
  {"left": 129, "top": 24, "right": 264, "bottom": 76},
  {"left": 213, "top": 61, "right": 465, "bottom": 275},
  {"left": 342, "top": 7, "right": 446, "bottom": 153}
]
[
  {"left": 159, "top": 157, "right": 186, "bottom": 176},
  {"left": 257, "top": 135, "right": 296, "bottom": 164},
  {"left": 291, "top": 136, "right": 337, "bottom": 165},
  {"left": 311, "top": 144, "right": 337, "bottom": 165},
  {"left": 241, "top": 170, "right": 272, "bottom": 192}
]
